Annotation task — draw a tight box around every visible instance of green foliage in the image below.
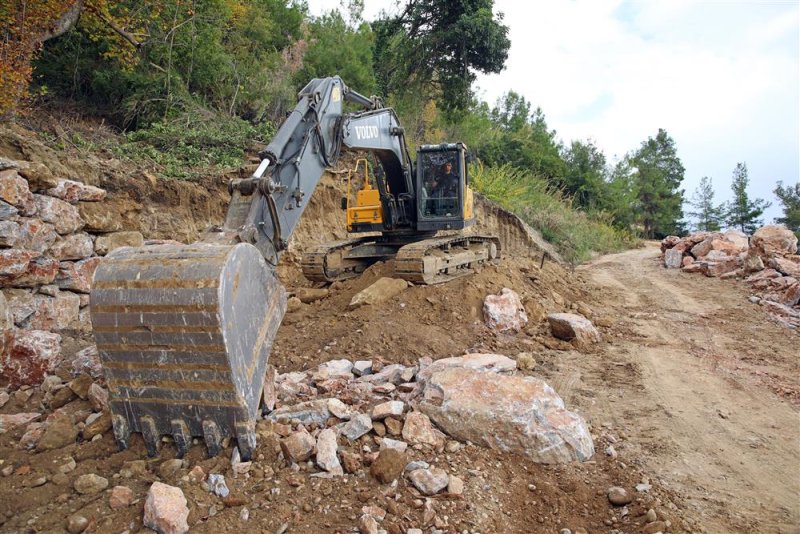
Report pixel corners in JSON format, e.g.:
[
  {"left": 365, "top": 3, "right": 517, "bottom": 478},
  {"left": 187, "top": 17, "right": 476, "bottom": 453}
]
[
  {"left": 295, "top": 10, "right": 376, "bottom": 95},
  {"left": 470, "top": 163, "right": 635, "bottom": 263},
  {"left": 773, "top": 181, "right": 800, "bottom": 235},
  {"left": 563, "top": 139, "right": 608, "bottom": 210},
  {"left": 630, "top": 129, "right": 686, "bottom": 239},
  {"left": 373, "top": 0, "right": 510, "bottom": 112},
  {"left": 114, "top": 114, "right": 274, "bottom": 179},
  {"left": 687, "top": 176, "right": 724, "bottom": 231},
  {"left": 724, "top": 162, "right": 771, "bottom": 234}
]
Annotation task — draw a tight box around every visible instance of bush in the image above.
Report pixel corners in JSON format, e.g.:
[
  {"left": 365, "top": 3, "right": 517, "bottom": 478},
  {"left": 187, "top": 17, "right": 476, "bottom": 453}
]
[{"left": 470, "top": 162, "right": 636, "bottom": 263}]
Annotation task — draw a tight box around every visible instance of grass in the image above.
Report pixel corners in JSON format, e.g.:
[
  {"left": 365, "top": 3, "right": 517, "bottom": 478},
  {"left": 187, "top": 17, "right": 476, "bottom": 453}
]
[{"left": 470, "top": 162, "right": 637, "bottom": 263}]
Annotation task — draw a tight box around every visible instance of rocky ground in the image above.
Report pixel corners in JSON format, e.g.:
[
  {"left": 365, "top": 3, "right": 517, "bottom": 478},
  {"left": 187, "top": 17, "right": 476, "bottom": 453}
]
[{"left": 0, "top": 122, "right": 798, "bottom": 534}]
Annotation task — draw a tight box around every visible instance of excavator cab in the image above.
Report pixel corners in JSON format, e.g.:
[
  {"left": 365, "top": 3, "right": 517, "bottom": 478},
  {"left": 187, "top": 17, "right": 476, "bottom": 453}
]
[{"left": 416, "top": 143, "right": 475, "bottom": 231}]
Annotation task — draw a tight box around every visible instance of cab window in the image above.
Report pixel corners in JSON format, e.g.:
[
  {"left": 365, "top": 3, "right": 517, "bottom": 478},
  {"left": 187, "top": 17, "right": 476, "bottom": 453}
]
[{"left": 419, "top": 152, "right": 460, "bottom": 218}]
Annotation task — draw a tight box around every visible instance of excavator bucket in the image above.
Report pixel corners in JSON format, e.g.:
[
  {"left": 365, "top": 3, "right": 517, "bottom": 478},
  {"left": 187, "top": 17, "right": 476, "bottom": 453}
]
[{"left": 90, "top": 243, "right": 286, "bottom": 460}]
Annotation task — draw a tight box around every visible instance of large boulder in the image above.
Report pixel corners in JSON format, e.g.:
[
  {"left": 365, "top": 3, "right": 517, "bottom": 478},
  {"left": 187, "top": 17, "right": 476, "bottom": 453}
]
[
  {"left": 33, "top": 195, "right": 83, "bottom": 235},
  {"left": 54, "top": 257, "right": 101, "bottom": 293},
  {"left": 0, "top": 253, "right": 59, "bottom": 287},
  {"left": 15, "top": 219, "right": 58, "bottom": 253},
  {"left": 483, "top": 288, "right": 528, "bottom": 332},
  {"left": 663, "top": 248, "right": 683, "bottom": 269},
  {"left": 94, "top": 231, "right": 144, "bottom": 256},
  {"left": 751, "top": 225, "right": 798, "bottom": 260},
  {"left": 418, "top": 367, "right": 594, "bottom": 463},
  {"left": 48, "top": 233, "right": 94, "bottom": 260},
  {"left": 417, "top": 353, "right": 516, "bottom": 382},
  {"left": 547, "top": 313, "right": 601, "bottom": 347},
  {"left": 0, "top": 170, "right": 36, "bottom": 215},
  {"left": 143, "top": 482, "right": 190, "bottom": 534},
  {"left": 769, "top": 257, "right": 800, "bottom": 278},
  {"left": 1, "top": 330, "right": 62, "bottom": 387},
  {"left": 349, "top": 277, "right": 408, "bottom": 309}
]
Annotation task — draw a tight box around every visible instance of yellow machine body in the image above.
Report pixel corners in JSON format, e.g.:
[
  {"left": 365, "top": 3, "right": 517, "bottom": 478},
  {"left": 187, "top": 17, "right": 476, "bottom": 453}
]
[{"left": 346, "top": 158, "right": 383, "bottom": 231}]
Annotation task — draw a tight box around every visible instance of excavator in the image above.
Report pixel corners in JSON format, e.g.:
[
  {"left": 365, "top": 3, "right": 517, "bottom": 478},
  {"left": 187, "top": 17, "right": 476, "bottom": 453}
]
[{"left": 90, "top": 76, "right": 500, "bottom": 460}]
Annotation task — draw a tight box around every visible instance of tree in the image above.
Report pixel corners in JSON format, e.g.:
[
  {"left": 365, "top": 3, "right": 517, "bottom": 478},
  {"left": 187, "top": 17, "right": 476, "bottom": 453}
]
[
  {"left": 295, "top": 10, "right": 376, "bottom": 96},
  {"left": 630, "top": 129, "right": 685, "bottom": 239},
  {"left": 773, "top": 181, "right": 800, "bottom": 235},
  {"left": 373, "top": 0, "right": 510, "bottom": 112},
  {"left": 686, "top": 176, "right": 724, "bottom": 231},
  {"left": 724, "top": 163, "right": 771, "bottom": 234},
  {"left": 562, "top": 139, "right": 608, "bottom": 210}
]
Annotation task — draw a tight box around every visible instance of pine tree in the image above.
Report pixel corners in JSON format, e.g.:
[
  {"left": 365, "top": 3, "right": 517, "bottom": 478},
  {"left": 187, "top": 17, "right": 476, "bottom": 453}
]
[
  {"left": 687, "top": 176, "right": 723, "bottom": 231},
  {"left": 724, "top": 163, "right": 771, "bottom": 234},
  {"left": 630, "top": 129, "right": 686, "bottom": 239},
  {"left": 773, "top": 181, "right": 800, "bottom": 235}
]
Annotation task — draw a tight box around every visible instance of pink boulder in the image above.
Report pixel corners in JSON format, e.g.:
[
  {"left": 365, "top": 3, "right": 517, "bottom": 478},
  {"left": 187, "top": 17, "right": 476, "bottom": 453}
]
[{"left": 483, "top": 288, "right": 528, "bottom": 332}]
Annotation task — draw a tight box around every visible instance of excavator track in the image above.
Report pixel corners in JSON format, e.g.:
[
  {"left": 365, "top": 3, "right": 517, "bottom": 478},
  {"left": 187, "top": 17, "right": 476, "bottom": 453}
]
[
  {"left": 394, "top": 234, "right": 501, "bottom": 285},
  {"left": 301, "top": 237, "right": 387, "bottom": 283},
  {"left": 91, "top": 243, "right": 285, "bottom": 460}
]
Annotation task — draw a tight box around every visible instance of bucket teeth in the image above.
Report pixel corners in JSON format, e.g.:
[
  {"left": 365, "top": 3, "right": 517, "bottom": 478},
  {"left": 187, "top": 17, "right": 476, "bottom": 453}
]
[
  {"left": 140, "top": 416, "right": 160, "bottom": 457},
  {"left": 171, "top": 420, "right": 191, "bottom": 458},
  {"left": 235, "top": 421, "right": 257, "bottom": 462},
  {"left": 112, "top": 415, "right": 130, "bottom": 451},
  {"left": 203, "top": 420, "right": 223, "bottom": 457}
]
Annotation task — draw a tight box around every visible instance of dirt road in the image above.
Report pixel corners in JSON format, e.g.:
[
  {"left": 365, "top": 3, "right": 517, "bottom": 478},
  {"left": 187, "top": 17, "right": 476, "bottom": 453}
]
[{"left": 575, "top": 243, "right": 800, "bottom": 533}]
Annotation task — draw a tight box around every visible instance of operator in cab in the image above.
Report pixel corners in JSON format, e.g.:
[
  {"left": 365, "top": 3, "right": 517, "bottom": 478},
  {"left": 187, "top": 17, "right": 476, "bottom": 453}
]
[{"left": 429, "top": 160, "right": 459, "bottom": 216}]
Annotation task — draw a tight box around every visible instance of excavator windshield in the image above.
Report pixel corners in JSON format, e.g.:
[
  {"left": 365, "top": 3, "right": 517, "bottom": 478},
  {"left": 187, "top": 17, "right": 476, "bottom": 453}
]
[{"left": 418, "top": 150, "right": 462, "bottom": 219}]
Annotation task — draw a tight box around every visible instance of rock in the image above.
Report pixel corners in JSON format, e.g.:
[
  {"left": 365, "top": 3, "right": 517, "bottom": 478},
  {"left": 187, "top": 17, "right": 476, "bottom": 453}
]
[
  {"left": 0, "top": 220, "right": 19, "bottom": 247},
  {"left": 207, "top": 473, "right": 229, "bottom": 497},
  {"left": 143, "top": 482, "right": 190, "bottom": 534},
  {"left": 448, "top": 475, "right": 464, "bottom": 495},
  {"left": 361, "top": 363, "right": 407, "bottom": 385},
  {"left": 349, "top": 277, "right": 408, "bottom": 309},
  {"left": 751, "top": 225, "right": 798, "bottom": 259},
  {"left": 379, "top": 437, "right": 408, "bottom": 452},
  {"left": 353, "top": 360, "right": 373, "bottom": 376},
  {"left": 483, "top": 287, "right": 528, "bottom": 332},
  {"left": 268, "top": 399, "right": 331, "bottom": 426},
  {"left": 643, "top": 521, "right": 668, "bottom": 534},
  {"left": 0, "top": 172, "right": 36, "bottom": 215},
  {"left": 705, "top": 258, "right": 740, "bottom": 277},
  {"left": 71, "top": 345, "right": 103, "bottom": 378},
  {"left": 55, "top": 257, "right": 101, "bottom": 293},
  {"left": 0, "top": 199, "right": 17, "bottom": 220},
  {"left": 315, "top": 358, "right": 354, "bottom": 379},
  {"left": 48, "top": 385, "right": 77, "bottom": 409},
  {"left": 280, "top": 430, "right": 316, "bottom": 463},
  {"left": 607, "top": 486, "right": 632, "bottom": 506},
  {"left": 417, "top": 353, "right": 516, "bottom": 382},
  {"left": 30, "top": 292, "right": 81, "bottom": 330},
  {"left": 295, "top": 287, "right": 329, "bottom": 303},
  {"left": 78, "top": 201, "right": 124, "bottom": 232},
  {"left": 49, "top": 233, "right": 94, "bottom": 260},
  {"left": 327, "top": 398, "right": 355, "bottom": 420},
  {"left": 419, "top": 367, "right": 594, "bottom": 463},
  {"left": 371, "top": 400, "right": 405, "bottom": 419},
  {"left": 88, "top": 383, "right": 108, "bottom": 411},
  {"left": 0, "top": 252, "right": 59, "bottom": 287},
  {"left": 19, "top": 422, "right": 45, "bottom": 448},
  {"left": 384, "top": 416, "right": 403, "bottom": 435},
  {"left": 769, "top": 257, "right": 800, "bottom": 278},
  {"left": 188, "top": 465, "right": 205, "bottom": 483},
  {"left": 1, "top": 330, "right": 61, "bottom": 387},
  {"left": 402, "top": 412, "right": 445, "bottom": 448},
  {"left": 286, "top": 296, "right": 302, "bottom": 312},
  {"left": 15, "top": 161, "right": 59, "bottom": 191},
  {"left": 315, "top": 428, "right": 343, "bottom": 475},
  {"left": 0, "top": 412, "right": 41, "bottom": 433},
  {"left": 74, "top": 473, "right": 109, "bottom": 495},
  {"left": 408, "top": 467, "right": 449, "bottom": 495},
  {"left": 33, "top": 194, "right": 83, "bottom": 234},
  {"left": 94, "top": 231, "right": 144, "bottom": 255},
  {"left": 341, "top": 413, "right": 373, "bottom": 440},
  {"left": 37, "top": 411, "right": 78, "bottom": 450},
  {"left": 515, "top": 351, "right": 536, "bottom": 371},
  {"left": 68, "top": 374, "right": 93, "bottom": 398},
  {"left": 372, "top": 420, "right": 386, "bottom": 436},
  {"left": 82, "top": 410, "right": 111, "bottom": 439},
  {"left": 547, "top": 313, "right": 601, "bottom": 347},
  {"left": 60, "top": 458, "right": 77, "bottom": 473},
  {"left": 46, "top": 179, "right": 106, "bottom": 203},
  {"left": 159, "top": 458, "right": 184, "bottom": 479},
  {"left": 262, "top": 365, "right": 277, "bottom": 412},
  {"left": 744, "top": 253, "right": 765, "bottom": 273},
  {"left": 663, "top": 248, "right": 683, "bottom": 268},
  {"left": 110, "top": 485, "right": 135, "bottom": 509},
  {"left": 369, "top": 448, "right": 406, "bottom": 483},
  {"left": 340, "top": 450, "right": 362, "bottom": 473},
  {"left": 15, "top": 218, "right": 58, "bottom": 252},
  {"left": 373, "top": 382, "right": 396, "bottom": 394},
  {"left": 360, "top": 514, "right": 379, "bottom": 534},
  {"left": 645, "top": 508, "right": 658, "bottom": 523},
  {"left": 682, "top": 255, "right": 694, "bottom": 267},
  {"left": 67, "top": 514, "right": 89, "bottom": 534}
]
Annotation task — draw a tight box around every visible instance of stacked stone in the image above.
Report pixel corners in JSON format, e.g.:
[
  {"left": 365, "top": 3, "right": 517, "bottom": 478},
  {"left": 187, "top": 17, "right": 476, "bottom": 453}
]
[
  {"left": 661, "top": 225, "right": 800, "bottom": 328},
  {"left": 0, "top": 157, "right": 144, "bottom": 386}
]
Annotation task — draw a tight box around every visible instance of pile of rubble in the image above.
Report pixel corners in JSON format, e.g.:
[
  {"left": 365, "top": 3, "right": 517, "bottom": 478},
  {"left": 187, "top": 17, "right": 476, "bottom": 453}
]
[
  {"left": 661, "top": 225, "right": 800, "bottom": 328},
  {"left": 0, "top": 157, "right": 150, "bottom": 385}
]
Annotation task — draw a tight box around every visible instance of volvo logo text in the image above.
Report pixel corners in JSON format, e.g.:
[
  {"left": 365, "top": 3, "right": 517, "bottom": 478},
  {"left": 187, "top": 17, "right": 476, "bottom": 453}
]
[{"left": 354, "top": 125, "right": 379, "bottom": 140}]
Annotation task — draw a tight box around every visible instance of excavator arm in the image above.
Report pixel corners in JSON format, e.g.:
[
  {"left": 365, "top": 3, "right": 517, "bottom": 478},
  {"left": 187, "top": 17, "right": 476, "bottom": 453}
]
[{"left": 89, "top": 77, "right": 412, "bottom": 460}]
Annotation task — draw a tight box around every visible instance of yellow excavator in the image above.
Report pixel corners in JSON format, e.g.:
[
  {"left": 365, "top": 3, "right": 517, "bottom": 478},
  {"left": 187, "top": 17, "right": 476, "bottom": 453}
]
[{"left": 90, "top": 77, "right": 500, "bottom": 460}]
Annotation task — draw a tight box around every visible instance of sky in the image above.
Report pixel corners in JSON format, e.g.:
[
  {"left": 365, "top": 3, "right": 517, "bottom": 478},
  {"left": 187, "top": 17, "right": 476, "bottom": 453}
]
[{"left": 306, "top": 0, "right": 800, "bottom": 224}]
